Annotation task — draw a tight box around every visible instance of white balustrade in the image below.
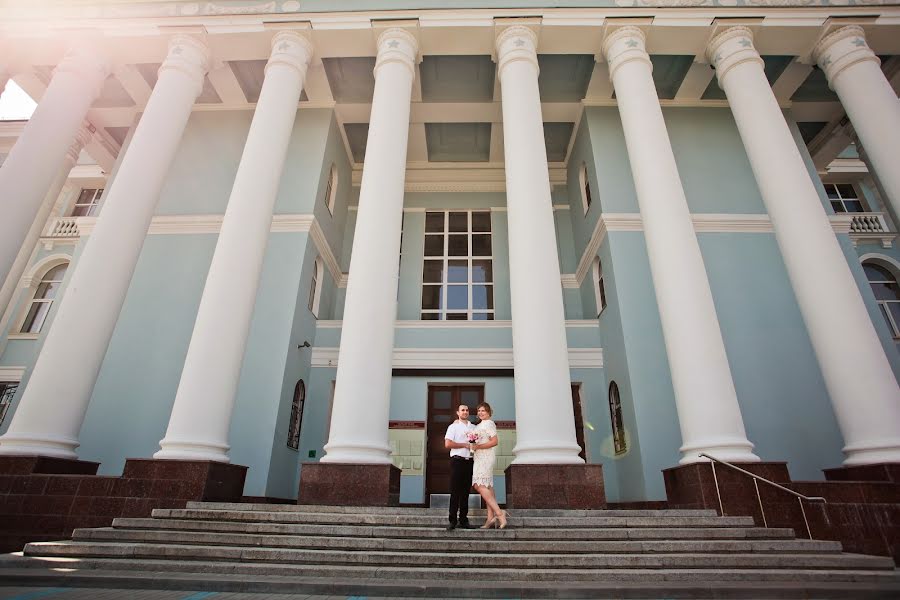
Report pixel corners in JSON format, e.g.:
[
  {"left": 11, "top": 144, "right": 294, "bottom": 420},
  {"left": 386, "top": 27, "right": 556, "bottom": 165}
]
[
  {"left": 848, "top": 213, "right": 889, "bottom": 234},
  {"left": 44, "top": 217, "right": 80, "bottom": 238}
]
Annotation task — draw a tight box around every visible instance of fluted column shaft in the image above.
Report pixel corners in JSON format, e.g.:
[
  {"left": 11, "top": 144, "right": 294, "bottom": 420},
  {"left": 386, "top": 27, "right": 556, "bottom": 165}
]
[
  {"left": 496, "top": 26, "right": 582, "bottom": 464},
  {"left": 321, "top": 29, "right": 417, "bottom": 464},
  {"left": 709, "top": 27, "right": 900, "bottom": 465},
  {"left": 815, "top": 26, "right": 900, "bottom": 222},
  {"left": 156, "top": 32, "right": 313, "bottom": 462},
  {"left": 0, "top": 36, "right": 210, "bottom": 458},
  {"left": 604, "top": 27, "right": 758, "bottom": 464},
  {"left": 0, "top": 46, "right": 108, "bottom": 289},
  {"left": 0, "top": 125, "right": 93, "bottom": 319}
]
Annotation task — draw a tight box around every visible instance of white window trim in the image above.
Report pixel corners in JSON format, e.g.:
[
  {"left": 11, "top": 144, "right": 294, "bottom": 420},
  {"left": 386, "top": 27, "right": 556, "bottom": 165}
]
[
  {"left": 579, "top": 162, "right": 592, "bottom": 216},
  {"left": 861, "top": 255, "right": 900, "bottom": 340},
  {"left": 325, "top": 164, "right": 338, "bottom": 216},
  {"left": 824, "top": 182, "right": 866, "bottom": 214},
  {"left": 13, "top": 255, "right": 70, "bottom": 337},
  {"left": 592, "top": 256, "right": 606, "bottom": 317},
  {"left": 308, "top": 257, "right": 324, "bottom": 318},
  {"left": 71, "top": 187, "right": 104, "bottom": 217}
]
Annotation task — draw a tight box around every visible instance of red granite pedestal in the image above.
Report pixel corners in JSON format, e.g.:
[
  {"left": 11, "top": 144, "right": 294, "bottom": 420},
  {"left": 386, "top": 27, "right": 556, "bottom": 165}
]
[
  {"left": 823, "top": 463, "right": 900, "bottom": 483},
  {"left": 504, "top": 464, "right": 605, "bottom": 509},
  {"left": 297, "top": 463, "right": 401, "bottom": 506},
  {"left": 663, "top": 461, "right": 791, "bottom": 517},
  {"left": 0, "top": 456, "right": 247, "bottom": 554}
]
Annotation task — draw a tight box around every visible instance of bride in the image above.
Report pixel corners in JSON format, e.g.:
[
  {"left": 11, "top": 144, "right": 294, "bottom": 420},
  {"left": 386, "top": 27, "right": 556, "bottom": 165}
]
[{"left": 469, "top": 402, "right": 508, "bottom": 529}]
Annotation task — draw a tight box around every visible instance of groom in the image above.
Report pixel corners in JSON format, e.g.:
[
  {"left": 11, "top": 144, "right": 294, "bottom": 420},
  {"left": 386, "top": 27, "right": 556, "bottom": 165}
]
[{"left": 444, "top": 403, "right": 475, "bottom": 531}]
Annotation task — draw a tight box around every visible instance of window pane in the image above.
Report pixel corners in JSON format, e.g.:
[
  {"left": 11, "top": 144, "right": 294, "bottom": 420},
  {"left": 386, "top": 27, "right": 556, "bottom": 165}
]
[
  {"left": 472, "top": 285, "right": 494, "bottom": 310},
  {"left": 447, "top": 260, "right": 467, "bottom": 283},
  {"left": 71, "top": 205, "right": 91, "bottom": 217},
  {"left": 837, "top": 184, "right": 857, "bottom": 199},
  {"left": 871, "top": 282, "right": 900, "bottom": 301},
  {"left": 425, "top": 212, "right": 444, "bottom": 232},
  {"left": 864, "top": 264, "right": 891, "bottom": 282},
  {"left": 584, "top": 180, "right": 592, "bottom": 208},
  {"left": 446, "top": 313, "right": 468, "bottom": 320},
  {"left": 889, "top": 303, "right": 900, "bottom": 337},
  {"left": 446, "top": 285, "right": 468, "bottom": 310},
  {"left": 825, "top": 184, "right": 840, "bottom": 199},
  {"left": 35, "top": 281, "right": 60, "bottom": 300},
  {"left": 424, "top": 235, "right": 444, "bottom": 257},
  {"left": 831, "top": 201, "right": 845, "bottom": 213},
  {"left": 879, "top": 304, "right": 895, "bottom": 336},
  {"left": 472, "top": 234, "right": 492, "bottom": 256},
  {"left": 423, "top": 260, "right": 444, "bottom": 283},
  {"left": 447, "top": 234, "right": 468, "bottom": 256},
  {"left": 421, "top": 312, "right": 440, "bottom": 320},
  {"left": 422, "top": 285, "right": 443, "bottom": 310},
  {"left": 471, "top": 212, "right": 491, "bottom": 232},
  {"left": 472, "top": 312, "right": 493, "bottom": 320},
  {"left": 77, "top": 188, "right": 96, "bottom": 204},
  {"left": 845, "top": 201, "right": 864, "bottom": 213},
  {"left": 448, "top": 212, "right": 468, "bottom": 232},
  {"left": 22, "top": 302, "right": 50, "bottom": 333},
  {"left": 45, "top": 264, "right": 67, "bottom": 281},
  {"left": 472, "top": 260, "right": 492, "bottom": 283}
]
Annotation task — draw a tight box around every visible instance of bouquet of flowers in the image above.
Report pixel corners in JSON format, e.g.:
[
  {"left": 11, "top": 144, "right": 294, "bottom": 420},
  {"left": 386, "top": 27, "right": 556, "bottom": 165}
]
[{"left": 466, "top": 431, "right": 479, "bottom": 454}]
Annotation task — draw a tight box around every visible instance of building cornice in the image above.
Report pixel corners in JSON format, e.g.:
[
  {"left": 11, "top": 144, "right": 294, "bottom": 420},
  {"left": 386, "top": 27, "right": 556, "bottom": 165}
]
[{"left": 311, "top": 346, "right": 603, "bottom": 369}]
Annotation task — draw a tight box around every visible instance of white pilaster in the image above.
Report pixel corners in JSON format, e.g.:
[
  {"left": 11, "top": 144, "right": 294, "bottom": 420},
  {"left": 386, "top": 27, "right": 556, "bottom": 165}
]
[
  {"left": 709, "top": 27, "right": 900, "bottom": 466},
  {"left": 155, "top": 32, "right": 313, "bottom": 462},
  {"left": 604, "top": 27, "right": 758, "bottom": 464},
  {"left": 0, "top": 46, "right": 108, "bottom": 290},
  {"left": 0, "top": 36, "right": 210, "bottom": 458},
  {"left": 0, "top": 125, "right": 93, "bottom": 320},
  {"left": 814, "top": 26, "right": 900, "bottom": 225},
  {"left": 496, "top": 26, "right": 582, "bottom": 465},
  {"left": 321, "top": 28, "right": 417, "bottom": 464}
]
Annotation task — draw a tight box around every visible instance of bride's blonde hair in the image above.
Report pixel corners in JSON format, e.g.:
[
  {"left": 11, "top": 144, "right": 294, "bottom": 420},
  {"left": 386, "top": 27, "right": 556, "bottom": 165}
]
[{"left": 476, "top": 402, "right": 492, "bottom": 417}]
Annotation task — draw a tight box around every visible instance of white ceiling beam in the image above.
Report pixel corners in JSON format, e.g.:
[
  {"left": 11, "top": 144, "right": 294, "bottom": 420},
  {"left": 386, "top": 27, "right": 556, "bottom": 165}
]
[
  {"left": 771, "top": 60, "right": 814, "bottom": 103},
  {"left": 489, "top": 122, "right": 504, "bottom": 163},
  {"left": 674, "top": 61, "right": 715, "bottom": 101},
  {"left": 303, "top": 63, "right": 334, "bottom": 103},
  {"left": 584, "top": 60, "right": 613, "bottom": 101},
  {"left": 113, "top": 64, "right": 153, "bottom": 107},
  {"left": 206, "top": 62, "right": 247, "bottom": 105},
  {"left": 407, "top": 122, "right": 428, "bottom": 163}
]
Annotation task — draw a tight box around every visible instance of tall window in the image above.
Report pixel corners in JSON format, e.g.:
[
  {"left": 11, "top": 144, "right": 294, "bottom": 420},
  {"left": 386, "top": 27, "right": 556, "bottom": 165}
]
[
  {"left": 864, "top": 262, "right": 900, "bottom": 339},
  {"left": 579, "top": 162, "right": 592, "bottom": 215},
  {"left": 324, "top": 164, "right": 338, "bottom": 215},
  {"left": 308, "top": 257, "right": 323, "bottom": 318},
  {"left": 72, "top": 188, "right": 103, "bottom": 217},
  {"left": 287, "top": 380, "right": 305, "bottom": 450},
  {"left": 0, "top": 382, "right": 18, "bottom": 426},
  {"left": 21, "top": 263, "right": 67, "bottom": 334},
  {"left": 825, "top": 183, "right": 864, "bottom": 213},
  {"left": 593, "top": 257, "right": 607, "bottom": 316},
  {"left": 608, "top": 381, "right": 626, "bottom": 455},
  {"left": 421, "top": 211, "right": 494, "bottom": 320}
]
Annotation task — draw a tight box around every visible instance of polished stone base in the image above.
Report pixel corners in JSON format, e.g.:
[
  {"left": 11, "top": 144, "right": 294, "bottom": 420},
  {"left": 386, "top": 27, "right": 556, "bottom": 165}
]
[
  {"left": 0, "top": 455, "right": 99, "bottom": 475},
  {"left": 824, "top": 463, "right": 900, "bottom": 483},
  {"left": 504, "top": 464, "right": 605, "bottom": 509},
  {"left": 297, "top": 462, "right": 401, "bottom": 506},
  {"left": 663, "top": 461, "right": 790, "bottom": 516}
]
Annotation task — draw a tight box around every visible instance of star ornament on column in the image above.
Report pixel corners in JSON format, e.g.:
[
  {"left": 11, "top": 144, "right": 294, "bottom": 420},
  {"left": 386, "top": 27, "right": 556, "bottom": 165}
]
[
  {"left": 277, "top": 42, "right": 290, "bottom": 51},
  {"left": 738, "top": 38, "right": 752, "bottom": 48},
  {"left": 388, "top": 40, "right": 400, "bottom": 49},
  {"left": 852, "top": 37, "right": 866, "bottom": 48},
  {"left": 625, "top": 38, "right": 639, "bottom": 48},
  {"left": 172, "top": 46, "right": 184, "bottom": 55},
  {"left": 822, "top": 55, "right": 832, "bottom": 67},
  {"left": 514, "top": 38, "right": 526, "bottom": 48}
]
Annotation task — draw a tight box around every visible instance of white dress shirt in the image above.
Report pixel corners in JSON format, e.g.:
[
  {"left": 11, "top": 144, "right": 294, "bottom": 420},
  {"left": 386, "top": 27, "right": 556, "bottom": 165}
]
[{"left": 445, "top": 420, "right": 475, "bottom": 458}]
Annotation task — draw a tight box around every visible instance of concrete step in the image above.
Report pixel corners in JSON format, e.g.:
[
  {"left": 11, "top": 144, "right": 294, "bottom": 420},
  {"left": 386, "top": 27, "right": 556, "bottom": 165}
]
[
  {"left": 5, "top": 553, "right": 899, "bottom": 584},
  {"left": 187, "top": 501, "right": 718, "bottom": 518},
  {"left": 153, "top": 508, "right": 758, "bottom": 528},
  {"left": 23, "top": 541, "right": 892, "bottom": 570},
  {"left": 112, "top": 517, "right": 799, "bottom": 540},
  {"left": 72, "top": 527, "right": 843, "bottom": 554}
]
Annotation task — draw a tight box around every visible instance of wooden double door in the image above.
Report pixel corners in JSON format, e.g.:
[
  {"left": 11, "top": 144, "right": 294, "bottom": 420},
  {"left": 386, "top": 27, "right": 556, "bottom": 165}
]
[{"left": 425, "top": 385, "right": 483, "bottom": 503}]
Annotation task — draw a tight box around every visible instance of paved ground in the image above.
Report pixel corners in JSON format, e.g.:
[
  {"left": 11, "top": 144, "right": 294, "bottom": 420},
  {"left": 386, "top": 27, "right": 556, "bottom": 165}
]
[{"left": 0, "top": 590, "right": 496, "bottom": 600}]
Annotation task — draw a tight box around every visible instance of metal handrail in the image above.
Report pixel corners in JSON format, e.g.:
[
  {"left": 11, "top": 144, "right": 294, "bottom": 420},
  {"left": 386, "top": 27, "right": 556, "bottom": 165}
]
[{"left": 699, "top": 453, "right": 826, "bottom": 539}]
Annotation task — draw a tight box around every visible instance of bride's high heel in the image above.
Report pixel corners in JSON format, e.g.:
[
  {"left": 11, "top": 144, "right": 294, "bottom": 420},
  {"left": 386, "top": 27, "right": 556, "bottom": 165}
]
[
  {"left": 480, "top": 516, "right": 497, "bottom": 529},
  {"left": 498, "top": 510, "right": 510, "bottom": 529}
]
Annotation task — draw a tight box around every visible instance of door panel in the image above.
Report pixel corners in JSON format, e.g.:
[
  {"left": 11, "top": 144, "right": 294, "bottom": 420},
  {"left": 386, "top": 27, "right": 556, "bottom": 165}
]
[{"left": 425, "top": 385, "right": 483, "bottom": 504}]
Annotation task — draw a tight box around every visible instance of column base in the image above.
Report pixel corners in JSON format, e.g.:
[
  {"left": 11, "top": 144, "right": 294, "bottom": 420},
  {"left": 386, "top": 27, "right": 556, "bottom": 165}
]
[
  {"left": 824, "top": 463, "right": 900, "bottom": 483},
  {"left": 663, "top": 461, "right": 790, "bottom": 514},
  {"left": 504, "top": 464, "right": 605, "bottom": 509},
  {"left": 297, "top": 463, "right": 400, "bottom": 507},
  {"left": 122, "top": 459, "right": 247, "bottom": 502},
  {"left": 0, "top": 455, "right": 99, "bottom": 475}
]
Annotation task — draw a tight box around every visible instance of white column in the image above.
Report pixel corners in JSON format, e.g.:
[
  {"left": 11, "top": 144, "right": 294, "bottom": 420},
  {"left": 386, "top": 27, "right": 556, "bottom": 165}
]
[
  {"left": 0, "top": 46, "right": 108, "bottom": 290},
  {"left": 0, "top": 125, "right": 93, "bottom": 320},
  {"left": 814, "top": 26, "right": 900, "bottom": 223},
  {"left": 0, "top": 36, "right": 210, "bottom": 458},
  {"left": 321, "top": 29, "right": 417, "bottom": 464},
  {"left": 0, "top": 67, "right": 9, "bottom": 98},
  {"left": 496, "top": 26, "right": 582, "bottom": 465},
  {"left": 709, "top": 27, "right": 900, "bottom": 466},
  {"left": 155, "top": 32, "right": 313, "bottom": 462},
  {"left": 603, "top": 27, "right": 758, "bottom": 464}
]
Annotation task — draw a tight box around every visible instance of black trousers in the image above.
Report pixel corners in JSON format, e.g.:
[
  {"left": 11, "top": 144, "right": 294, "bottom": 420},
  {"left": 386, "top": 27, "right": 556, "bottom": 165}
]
[{"left": 448, "top": 456, "right": 473, "bottom": 525}]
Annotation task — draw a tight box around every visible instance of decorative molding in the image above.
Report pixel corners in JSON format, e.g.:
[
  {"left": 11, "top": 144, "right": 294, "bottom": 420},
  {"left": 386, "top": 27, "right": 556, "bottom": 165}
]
[
  {"left": 311, "top": 346, "right": 603, "bottom": 369},
  {"left": 0, "top": 366, "right": 26, "bottom": 381},
  {"left": 350, "top": 166, "right": 567, "bottom": 191},
  {"left": 829, "top": 214, "right": 854, "bottom": 235},
  {"left": 316, "top": 319, "right": 599, "bottom": 330},
  {"left": 561, "top": 274, "right": 579, "bottom": 289}
]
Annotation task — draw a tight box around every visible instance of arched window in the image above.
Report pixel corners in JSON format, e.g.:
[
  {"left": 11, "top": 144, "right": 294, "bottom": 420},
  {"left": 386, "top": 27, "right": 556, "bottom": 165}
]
[
  {"left": 593, "top": 257, "right": 607, "bottom": 316},
  {"left": 608, "top": 381, "right": 626, "bottom": 455},
  {"left": 324, "top": 164, "right": 338, "bottom": 215},
  {"left": 20, "top": 263, "right": 68, "bottom": 334},
  {"left": 863, "top": 261, "right": 900, "bottom": 338},
  {"left": 287, "top": 380, "right": 305, "bottom": 450},
  {"left": 307, "top": 257, "right": 323, "bottom": 318},
  {"left": 579, "top": 162, "right": 592, "bottom": 215}
]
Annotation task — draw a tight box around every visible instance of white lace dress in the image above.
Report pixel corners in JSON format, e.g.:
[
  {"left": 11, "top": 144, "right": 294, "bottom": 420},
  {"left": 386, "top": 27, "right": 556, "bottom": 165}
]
[{"left": 472, "top": 419, "right": 497, "bottom": 488}]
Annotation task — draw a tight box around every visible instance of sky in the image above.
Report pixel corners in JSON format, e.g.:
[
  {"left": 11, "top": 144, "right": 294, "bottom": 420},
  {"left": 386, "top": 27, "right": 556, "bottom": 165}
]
[{"left": 0, "top": 81, "right": 37, "bottom": 120}]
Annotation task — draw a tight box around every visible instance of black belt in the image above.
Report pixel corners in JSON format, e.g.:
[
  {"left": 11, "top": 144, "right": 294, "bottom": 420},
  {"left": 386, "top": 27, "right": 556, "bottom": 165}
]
[{"left": 451, "top": 456, "right": 473, "bottom": 461}]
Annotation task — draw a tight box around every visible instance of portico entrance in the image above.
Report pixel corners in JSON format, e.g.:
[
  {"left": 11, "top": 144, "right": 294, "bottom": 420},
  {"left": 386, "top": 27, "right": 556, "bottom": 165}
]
[{"left": 425, "top": 384, "right": 484, "bottom": 504}]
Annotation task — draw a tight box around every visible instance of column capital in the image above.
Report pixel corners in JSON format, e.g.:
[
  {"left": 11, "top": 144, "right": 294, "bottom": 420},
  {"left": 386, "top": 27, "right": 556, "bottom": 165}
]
[
  {"left": 375, "top": 28, "right": 417, "bottom": 77},
  {"left": 813, "top": 26, "right": 879, "bottom": 87},
  {"left": 496, "top": 25, "right": 539, "bottom": 77},
  {"left": 55, "top": 44, "right": 111, "bottom": 98},
  {"left": 159, "top": 34, "right": 211, "bottom": 97},
  {"left": 602, "top": 26, "right": 651, "bottom": 80},
  {"left": 707, "top": 26, "right": 763, "bottom": 83},
  {"left": 66, "top": 122, "right": 95, "bottom": 164},
  {"left": 266, "top": 31, "right": 314, "bottom": 78}
]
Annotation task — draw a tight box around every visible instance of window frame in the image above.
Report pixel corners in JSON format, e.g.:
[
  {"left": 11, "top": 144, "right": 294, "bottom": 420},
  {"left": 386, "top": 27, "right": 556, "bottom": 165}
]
[
  {"left": 0, "top": 381, "right": 18, "bottom": 427},
  {"left": 579, "top": 162, "right": 592, "bottom": 215},
  {"left": 18, "top": 261, "right": 68, "bottom": 335},
  {"left": 324, "top": 164, "right": 338, "bottom": 216},
  {"left": 71, "top": 188, "right": 104, "bottom": 217},
  {"left": 287, "top": 379, "right": 305, "bottom": 450},
  {"left": 593, "top": 257, "right": 607, "bottom": 317},
  {"left": 308, "top": 257, "right": 324, "bottom": 318},
  {"left": 420, "top": 210, "right": 494, "bottom": 321},
  {"left": 863, "top": 259, "right": 900, "bottom": 339},
  {"left": 824, "top": 183, "right": 866, "bottom": 214},
  {"left": 608, "top": 381, "right": 626, "bottom": 456}
]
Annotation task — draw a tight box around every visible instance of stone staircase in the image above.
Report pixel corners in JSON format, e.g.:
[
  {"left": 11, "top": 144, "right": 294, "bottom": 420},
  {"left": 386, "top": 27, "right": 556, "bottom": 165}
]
[{"left": 1, "top": 502, "right": 899, "bottom": 598}]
